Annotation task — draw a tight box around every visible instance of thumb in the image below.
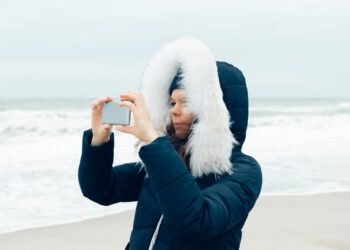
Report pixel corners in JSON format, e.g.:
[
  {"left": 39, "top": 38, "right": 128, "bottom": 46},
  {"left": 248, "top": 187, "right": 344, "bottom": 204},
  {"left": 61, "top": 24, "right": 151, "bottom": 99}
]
[
  {"left": 115, "top": 125, "right": 133, "bottom": 134},
  {"left": 103, "top": 124, "right": 112, "bottom": 130}
]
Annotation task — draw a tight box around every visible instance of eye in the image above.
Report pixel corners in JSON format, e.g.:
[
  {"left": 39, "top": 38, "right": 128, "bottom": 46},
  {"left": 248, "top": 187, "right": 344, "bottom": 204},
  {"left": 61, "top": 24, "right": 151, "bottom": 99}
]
[{"left": 170, "top": 101, "right": 175, "bottom": 107}]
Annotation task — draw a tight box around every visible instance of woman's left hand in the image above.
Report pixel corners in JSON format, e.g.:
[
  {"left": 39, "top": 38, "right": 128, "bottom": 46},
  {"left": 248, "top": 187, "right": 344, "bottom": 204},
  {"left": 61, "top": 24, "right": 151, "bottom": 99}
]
[{"left": 115, "top": 91, "right": 159, "bottom": 144}]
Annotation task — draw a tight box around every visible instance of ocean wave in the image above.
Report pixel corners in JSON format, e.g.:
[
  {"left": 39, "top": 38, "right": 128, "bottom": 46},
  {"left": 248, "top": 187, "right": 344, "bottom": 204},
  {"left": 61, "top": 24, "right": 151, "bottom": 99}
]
[
  {"left": 250, "top": 102, "right": 350, "bottom": 115},
  {"left": 0, "top": 110, "right": 90, "bottom": 136},
  {"left": 249, "top": 113, "right": 350, "bottom": 128}
]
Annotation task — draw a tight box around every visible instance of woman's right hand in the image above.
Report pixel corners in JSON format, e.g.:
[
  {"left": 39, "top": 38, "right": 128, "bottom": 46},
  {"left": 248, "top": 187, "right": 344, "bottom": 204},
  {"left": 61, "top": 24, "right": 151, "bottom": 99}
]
[{"left": 90, "top": 96, "right": 114, "bottom": 146}]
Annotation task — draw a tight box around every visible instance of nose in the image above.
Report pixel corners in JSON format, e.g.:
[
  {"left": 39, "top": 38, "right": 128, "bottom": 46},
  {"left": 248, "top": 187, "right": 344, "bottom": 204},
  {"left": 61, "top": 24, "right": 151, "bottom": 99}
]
[{"left": 170, "top": 103, "right": 181, "bottom": 116}]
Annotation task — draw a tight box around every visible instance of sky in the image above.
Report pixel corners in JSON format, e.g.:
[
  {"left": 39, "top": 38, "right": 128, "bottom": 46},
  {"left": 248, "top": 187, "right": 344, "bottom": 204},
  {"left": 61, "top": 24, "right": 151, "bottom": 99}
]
[{"left": 0, "top": 0, "right": 349, "bottom": 99}]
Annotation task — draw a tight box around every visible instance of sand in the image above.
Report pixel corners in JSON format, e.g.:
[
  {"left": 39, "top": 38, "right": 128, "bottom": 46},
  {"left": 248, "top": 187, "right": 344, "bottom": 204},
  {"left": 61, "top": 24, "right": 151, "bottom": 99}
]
[{"left": 0, "top": 192, "right": 349, "bottom": 250}]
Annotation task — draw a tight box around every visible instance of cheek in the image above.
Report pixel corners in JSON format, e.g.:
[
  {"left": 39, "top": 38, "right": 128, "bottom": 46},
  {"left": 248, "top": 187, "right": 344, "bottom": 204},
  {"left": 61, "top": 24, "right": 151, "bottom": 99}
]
[
  {"left": 181, "top": 104, "right": 192, "bottom": 115},
  {"left": 183, "top": 113, "right": 194, "bottom": 124}
]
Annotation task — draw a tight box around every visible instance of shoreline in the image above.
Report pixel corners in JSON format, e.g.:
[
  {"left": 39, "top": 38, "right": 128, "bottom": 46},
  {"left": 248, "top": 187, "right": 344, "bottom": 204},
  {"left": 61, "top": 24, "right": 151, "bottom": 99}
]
[
  {"left": 1, "top": 190, "right": 347, "bottom": 235},
  {"left": 0, "top": 209, "right": 135, "bottom": 235},
  {"left": 1, "top": 192, "right": 349, "bottom": 249}
]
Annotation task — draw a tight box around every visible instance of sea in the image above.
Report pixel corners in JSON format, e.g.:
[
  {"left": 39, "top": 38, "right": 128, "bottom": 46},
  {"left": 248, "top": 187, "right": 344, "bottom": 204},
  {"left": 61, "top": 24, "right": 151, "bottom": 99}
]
[{"left": 0, "top": 97, "right": 349, "bottom": 234}]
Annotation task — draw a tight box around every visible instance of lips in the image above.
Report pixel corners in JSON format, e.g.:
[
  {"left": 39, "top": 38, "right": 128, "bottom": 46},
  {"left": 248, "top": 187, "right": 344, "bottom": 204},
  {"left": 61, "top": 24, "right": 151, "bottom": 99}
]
[{"left": 174, "top": 123, "right": 185, "bottom": 128}]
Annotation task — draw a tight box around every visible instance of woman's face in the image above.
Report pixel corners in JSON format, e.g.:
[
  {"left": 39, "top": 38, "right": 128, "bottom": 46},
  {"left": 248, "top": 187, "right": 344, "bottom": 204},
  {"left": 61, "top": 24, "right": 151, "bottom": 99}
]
[{"left": 170, "top": 89, "right": 195, "bottom": 139}]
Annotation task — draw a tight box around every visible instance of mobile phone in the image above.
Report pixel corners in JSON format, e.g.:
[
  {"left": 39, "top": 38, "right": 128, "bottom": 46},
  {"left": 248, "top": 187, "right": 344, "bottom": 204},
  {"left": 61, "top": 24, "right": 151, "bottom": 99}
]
[{"left": 102, "top": 101, "right": 130, "bottom": 125}]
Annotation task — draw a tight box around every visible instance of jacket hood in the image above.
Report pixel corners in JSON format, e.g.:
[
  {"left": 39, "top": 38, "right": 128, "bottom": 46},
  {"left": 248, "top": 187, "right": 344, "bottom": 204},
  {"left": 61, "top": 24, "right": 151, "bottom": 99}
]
[{"left": 134, "top": 36, "right": 249, "bottom": 178}]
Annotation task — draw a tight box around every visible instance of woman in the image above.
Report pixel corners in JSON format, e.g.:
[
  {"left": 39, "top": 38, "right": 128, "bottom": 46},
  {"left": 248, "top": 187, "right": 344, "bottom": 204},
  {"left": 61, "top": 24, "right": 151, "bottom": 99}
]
[{"left": 78, "top": 36, "right": 263, "bottom": 249}]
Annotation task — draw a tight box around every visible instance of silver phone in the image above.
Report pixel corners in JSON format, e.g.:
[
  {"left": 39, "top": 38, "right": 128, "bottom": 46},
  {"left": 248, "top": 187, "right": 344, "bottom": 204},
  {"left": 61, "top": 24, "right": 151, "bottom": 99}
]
[{"left": 102, "top": 101, "right": 130, "bottom": 125}]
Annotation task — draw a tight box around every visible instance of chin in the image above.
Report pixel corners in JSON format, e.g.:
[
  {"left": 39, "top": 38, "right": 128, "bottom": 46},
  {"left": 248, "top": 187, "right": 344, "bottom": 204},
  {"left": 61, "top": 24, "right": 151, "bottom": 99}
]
[
  {"left": 175, "top": 130, "right": 189, "bottom": 139},
  {"left": 176, "top": 133, "right": 184, "bottom": 139}
]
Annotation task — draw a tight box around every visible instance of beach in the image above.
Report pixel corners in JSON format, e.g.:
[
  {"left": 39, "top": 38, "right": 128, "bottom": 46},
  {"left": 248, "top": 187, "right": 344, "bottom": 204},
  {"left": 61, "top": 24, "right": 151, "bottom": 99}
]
[{"left": 0, "top": 192, "right": 349, "bottom": 250}]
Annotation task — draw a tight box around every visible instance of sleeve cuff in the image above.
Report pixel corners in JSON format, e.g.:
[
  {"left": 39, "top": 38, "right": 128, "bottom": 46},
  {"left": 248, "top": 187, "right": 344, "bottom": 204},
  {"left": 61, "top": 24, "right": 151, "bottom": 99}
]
[
  {"left": 140, "top": 135, "right": 167, "bottom": 149},
  {"left": 82, "top": 129, "right": 115, "bottom": 156},
  {"left": 84, "top": 129, "right": 114, "bottom": 149},
  {"left": 78, "top": 128, "right": 115, "bottom": 194}
]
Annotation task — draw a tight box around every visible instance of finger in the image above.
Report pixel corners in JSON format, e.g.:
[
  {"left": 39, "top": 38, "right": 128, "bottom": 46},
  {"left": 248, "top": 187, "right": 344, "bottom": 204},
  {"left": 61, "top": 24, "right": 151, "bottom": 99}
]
[
  {"left": 103, "top": 124, "right": 112, "bottom": 130},
  {"left": 119, "top": 93, "right": 137, "bottom": 103},
  {"left": 91, "top": 99, "right": 103, "bottom": 110},
  {"left": 119, "top": 101, "right": 136, "bottom": 112},
  {"left": 97, "top": 96, "right": 113, "bottom": 105},
  {"left": 91, "top": 96, "right": 113, "bottom": 110},
  {"left": 105, "top": 96, "right": 114, "bottom": 102},
  {"left": 119, "top": 92, "right": 144, "bottom": 107},
  {"left": 115, "top": 124, "right": 134, "bottom": 135},
  {"left": 91, "top": 100, "right": 99, "bottom": 109}
]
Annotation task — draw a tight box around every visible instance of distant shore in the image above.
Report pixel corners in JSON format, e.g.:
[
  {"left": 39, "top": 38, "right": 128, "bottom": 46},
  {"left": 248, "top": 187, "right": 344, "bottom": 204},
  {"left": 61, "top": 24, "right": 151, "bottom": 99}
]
[{"left": 0, "top": 192, "right": 349, "bottom": 250}]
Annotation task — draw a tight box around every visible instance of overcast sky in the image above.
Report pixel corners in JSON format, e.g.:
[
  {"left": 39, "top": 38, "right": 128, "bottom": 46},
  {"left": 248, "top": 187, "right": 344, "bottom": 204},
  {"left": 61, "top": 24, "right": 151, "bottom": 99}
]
[{"left": 0, "top": 0, "right": 349, "bottom": 98}]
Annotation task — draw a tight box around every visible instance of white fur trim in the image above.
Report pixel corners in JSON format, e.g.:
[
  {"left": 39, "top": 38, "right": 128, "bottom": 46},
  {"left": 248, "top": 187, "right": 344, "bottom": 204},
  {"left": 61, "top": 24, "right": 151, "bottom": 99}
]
[{"left": 134, "top": 36, "right": 240, "bottom": 178}]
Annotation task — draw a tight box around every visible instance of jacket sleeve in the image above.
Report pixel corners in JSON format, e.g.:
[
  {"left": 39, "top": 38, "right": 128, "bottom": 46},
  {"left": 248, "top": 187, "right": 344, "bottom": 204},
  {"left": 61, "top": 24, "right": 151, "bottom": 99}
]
[
  {"left": 78, "top": 129, "right": 146, "bottom": 206},
  {"left": 138, "top": 135, "right": 262, "bottom": 240}
]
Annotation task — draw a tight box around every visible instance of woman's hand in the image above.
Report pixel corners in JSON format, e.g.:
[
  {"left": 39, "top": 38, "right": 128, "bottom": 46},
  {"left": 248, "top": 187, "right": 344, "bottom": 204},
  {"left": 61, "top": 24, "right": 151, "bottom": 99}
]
[
  {"left": 90, "top": 96, "right": 114, "bottom": 146},
  {"left": 115, "top": 91, "right": 159, "bottom": 144}
]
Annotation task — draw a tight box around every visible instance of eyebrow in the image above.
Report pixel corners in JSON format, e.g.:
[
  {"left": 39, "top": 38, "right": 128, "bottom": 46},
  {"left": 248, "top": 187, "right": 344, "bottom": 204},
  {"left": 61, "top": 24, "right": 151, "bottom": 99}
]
[{"left": 170, "top": 97, "right": 186, "bottom": 101}]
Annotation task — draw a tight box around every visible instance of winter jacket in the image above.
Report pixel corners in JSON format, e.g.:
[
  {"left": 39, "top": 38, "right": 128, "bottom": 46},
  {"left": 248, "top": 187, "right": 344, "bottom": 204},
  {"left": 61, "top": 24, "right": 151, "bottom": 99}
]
[{"left": 78, "top": 36, "right": 263, "bottom": 249}]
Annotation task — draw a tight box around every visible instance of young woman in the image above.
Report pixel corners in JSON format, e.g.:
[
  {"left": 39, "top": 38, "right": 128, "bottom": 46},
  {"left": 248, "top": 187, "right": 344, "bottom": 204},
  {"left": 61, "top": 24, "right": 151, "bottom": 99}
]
[{"left": 78, "top": 36, "right": 263, "bottom": 249}]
